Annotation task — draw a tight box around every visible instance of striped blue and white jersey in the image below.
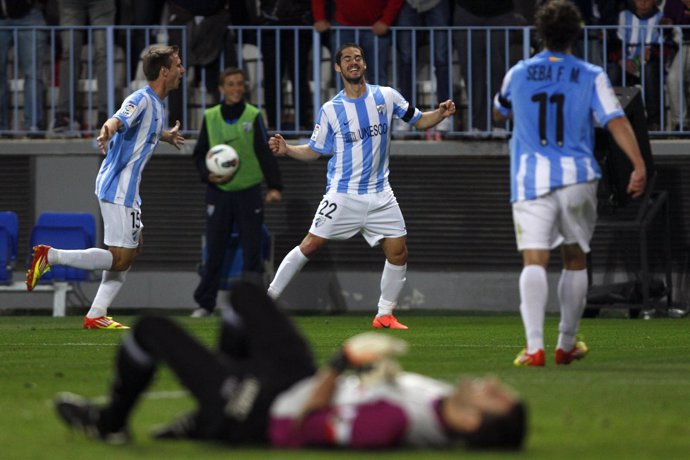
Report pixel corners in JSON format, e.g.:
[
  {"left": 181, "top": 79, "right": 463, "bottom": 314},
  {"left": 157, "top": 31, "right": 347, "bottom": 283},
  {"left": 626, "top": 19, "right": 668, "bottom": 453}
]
[
  {"left": 95, "top": 86, "right": 166, "bottom": 207},
  {"left": 617, "top": 8, "right": 663, "bottom": 59},
  {"left": 494, "top": 51, "right": 624, "bottom": 202},
  {"left": 308, "top": 84, "right": 422, "bottom": 195}
]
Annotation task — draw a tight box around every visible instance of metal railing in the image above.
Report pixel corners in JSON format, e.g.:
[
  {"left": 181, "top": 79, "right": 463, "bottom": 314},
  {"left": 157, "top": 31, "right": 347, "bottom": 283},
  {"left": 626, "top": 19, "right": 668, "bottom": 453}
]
[{"left": 0, "top": 24, "right": 688, "bottom": 139}]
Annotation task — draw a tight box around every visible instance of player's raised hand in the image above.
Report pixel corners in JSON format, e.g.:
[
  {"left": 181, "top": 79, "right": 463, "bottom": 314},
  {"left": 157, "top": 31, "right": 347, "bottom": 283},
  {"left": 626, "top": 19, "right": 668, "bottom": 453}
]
[
  {"left": 438, "top": 99, "right": 456, "bottom": 117},
  {"left": 269, "top": 133, "right": 288, "bottom": 155}
]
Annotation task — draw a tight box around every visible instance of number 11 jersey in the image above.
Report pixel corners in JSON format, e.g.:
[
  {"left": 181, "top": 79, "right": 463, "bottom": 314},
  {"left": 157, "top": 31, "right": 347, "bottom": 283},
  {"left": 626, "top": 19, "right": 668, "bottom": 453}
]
[{"left": 494, "top": 50, "right": 624, "bottom": 202}]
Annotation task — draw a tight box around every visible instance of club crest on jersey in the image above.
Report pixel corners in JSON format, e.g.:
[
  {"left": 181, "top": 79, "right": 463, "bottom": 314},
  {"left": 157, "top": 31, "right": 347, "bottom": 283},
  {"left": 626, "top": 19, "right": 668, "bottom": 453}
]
[
  {"left": 243, "top": 122, "right": 252, "bottom": 132},
  {"left": 311, "top": 124, "right": 321, "bottom": 141},
  {"left": 120, "top": 103, "right": 137, "bottom": 118},
  {"left": 376, "top": 104, "right": 386, "bottom": 114}
]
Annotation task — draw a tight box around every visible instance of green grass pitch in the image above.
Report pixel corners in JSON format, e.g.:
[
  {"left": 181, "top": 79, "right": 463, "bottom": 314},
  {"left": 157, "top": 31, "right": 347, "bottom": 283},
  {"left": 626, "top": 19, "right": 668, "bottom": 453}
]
[{"left": 1, "top": 313, "right": 688, "bottom": 459}]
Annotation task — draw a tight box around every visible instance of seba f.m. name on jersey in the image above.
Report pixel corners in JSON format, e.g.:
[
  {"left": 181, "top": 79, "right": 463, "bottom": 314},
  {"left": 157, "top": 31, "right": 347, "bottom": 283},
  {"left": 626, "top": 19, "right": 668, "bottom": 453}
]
[{"left": 495, "top": 51, "right": 624, "bottom": 203}]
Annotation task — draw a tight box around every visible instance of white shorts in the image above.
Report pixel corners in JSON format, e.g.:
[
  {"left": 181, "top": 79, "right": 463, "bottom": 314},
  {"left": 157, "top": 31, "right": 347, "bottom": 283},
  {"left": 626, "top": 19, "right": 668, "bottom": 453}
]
[
  {"left": 100, "top": 201, "right": 143, "bottom": 249},
  {"left": 309, "top": 190, "right": 407, "bottom": 247},
  {"left": 512, "top": 181, "right": 598, "bottom": 253}
]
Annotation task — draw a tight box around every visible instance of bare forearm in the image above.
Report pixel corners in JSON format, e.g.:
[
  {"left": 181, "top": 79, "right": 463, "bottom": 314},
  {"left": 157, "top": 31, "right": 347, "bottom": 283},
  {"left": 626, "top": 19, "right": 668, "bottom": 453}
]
[
  {"left": 607, "top": 117, "right": 646, "bottom": 171},
  {"left": 414, "top": 110, "right": 443, "bottom": 130},
  {"left": 286, "top": 144, "right": 321, "bottom": 161},
  {"left": 300, "top": 368, "right": 339, "bottom": 415},
  {"left": 607, "top": 116, "right": 647, "bottom": 197}
]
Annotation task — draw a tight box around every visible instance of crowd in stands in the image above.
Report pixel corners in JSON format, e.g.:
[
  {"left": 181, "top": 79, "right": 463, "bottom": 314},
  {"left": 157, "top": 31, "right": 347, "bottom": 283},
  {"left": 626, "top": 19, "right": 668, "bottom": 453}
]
[{"left": 0, "top": 0, "right": 689, "bottom": 138}]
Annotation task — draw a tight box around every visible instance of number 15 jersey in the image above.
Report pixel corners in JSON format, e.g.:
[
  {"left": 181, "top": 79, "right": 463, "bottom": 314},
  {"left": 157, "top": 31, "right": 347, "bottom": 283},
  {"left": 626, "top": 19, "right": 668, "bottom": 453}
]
[{"left": 494, "top": 50, "right": 624, "bottom": 202}]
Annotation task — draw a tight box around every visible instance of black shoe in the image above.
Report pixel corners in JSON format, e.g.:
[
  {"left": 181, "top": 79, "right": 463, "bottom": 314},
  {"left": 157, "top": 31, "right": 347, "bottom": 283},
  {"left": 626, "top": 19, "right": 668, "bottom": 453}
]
[
  {"left": 150, "top": 412, "right": 199, "bottom": 440},
  {"left": 54, "top": 392, "right": 131, "bottom": 444}
]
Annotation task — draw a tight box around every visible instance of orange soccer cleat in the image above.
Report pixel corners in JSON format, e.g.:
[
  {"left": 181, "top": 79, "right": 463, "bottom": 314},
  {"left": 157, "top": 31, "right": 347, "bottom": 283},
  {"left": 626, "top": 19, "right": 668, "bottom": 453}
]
[{"left": 372, "top": 315, "right": 408, "bottom": 330}]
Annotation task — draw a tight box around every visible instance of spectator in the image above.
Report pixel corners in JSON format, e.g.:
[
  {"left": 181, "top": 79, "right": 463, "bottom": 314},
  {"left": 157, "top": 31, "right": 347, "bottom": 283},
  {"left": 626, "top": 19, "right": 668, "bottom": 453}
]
[
  {"left": 51, "top": 0, "right": 116, "bottom": 135},
  {"left": 453, "top": 0, "right": 527, "bottom": 134},
  {"left": 565, "top": 0, "right": 625, "bottom": 66},
  {"left": 608, "top": 0, "right": 664, "bottom": 130},
  {"left": 166, "top": 0, "right": 236, "bottom": 130},
  {"left": 662, "top": 0, "right": 690, "bottom": 131},
  {"left": 394, "top": 0, "right": 452, "bottom": 132},
  {"left": 191, "top": 67, "right": 283, "bottom": 318},
  {"left": 257, "top": 0, "right": 313, "bottom": 131},
  {"left": 118, "top": 0, "right": 167, "bottom": 83},
  {"left": 54, "top": 282, "right": 527, "bottom": 451},
  {"left": 0, "top": 0, "right": 46, "bottom": 136},
  {"left": 312, "top": 0, "right": 405, "bottom": 86}
]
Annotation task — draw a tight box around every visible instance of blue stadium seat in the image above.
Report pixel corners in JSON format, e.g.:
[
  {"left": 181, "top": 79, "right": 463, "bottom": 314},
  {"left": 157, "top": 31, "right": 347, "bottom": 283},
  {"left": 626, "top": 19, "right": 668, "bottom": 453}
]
[
  {"left": 0, "top": 211, "right": 19, "bottom": 284},
  {"left": 29, "top": 212, "right": 97, "bottom": 283},
  {"left": 200, "top": 224, "right": 274, "bottom": 290}
]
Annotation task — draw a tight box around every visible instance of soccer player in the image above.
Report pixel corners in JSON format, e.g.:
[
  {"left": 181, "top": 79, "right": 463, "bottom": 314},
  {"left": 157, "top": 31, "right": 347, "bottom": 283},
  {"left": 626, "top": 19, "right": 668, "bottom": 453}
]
[
  {"left": 493, "top": 0, "right": 647, "bottom": 366},
  {"left": 26, "top": 45, "right": 185, "bottom": 329},
  {"left": 53, "top": 282, "right": 527, "bottom": 450},
  {"left": 267, "top": 43, "right": 456, "bottom": 330}
]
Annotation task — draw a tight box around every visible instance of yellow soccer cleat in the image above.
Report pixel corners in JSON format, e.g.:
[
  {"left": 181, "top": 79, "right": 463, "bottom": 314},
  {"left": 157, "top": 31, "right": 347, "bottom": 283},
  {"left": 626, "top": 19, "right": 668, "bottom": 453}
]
[
  {"left": 555, "top": 341, "right": 589, "bottom": 365},
  {"left": 26, "top": 244, "right": 52, "bottom": 291},
  {"left": 83, "top": 316, "right": 130, "bottom": 330},
  {"left": 513, "top": 348, "right": 545, "bottom": 367}
]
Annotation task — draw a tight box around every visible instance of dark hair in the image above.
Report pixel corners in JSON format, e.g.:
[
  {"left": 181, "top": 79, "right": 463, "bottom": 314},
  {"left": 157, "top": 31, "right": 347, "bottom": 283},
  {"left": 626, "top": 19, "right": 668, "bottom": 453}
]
[
  {"left": 142, "top": 45, "right": 180, "bottom": 81},
  {"left": 335, "top": 42, "right": 365, "bottom": 66},
  {"left": 219, "top": 67, "right": 246, "bottom": 83},
  {"left": 464, "top": 402, "right": 527, "bottom": 451},
  {"left": 534, "top": 0, "right": 582, "bottom": 52}
]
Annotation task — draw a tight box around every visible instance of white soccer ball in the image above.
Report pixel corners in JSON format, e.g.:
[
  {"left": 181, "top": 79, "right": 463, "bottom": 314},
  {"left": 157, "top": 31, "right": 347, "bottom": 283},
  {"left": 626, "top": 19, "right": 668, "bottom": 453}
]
[{"left": 206, "top": 144, "right": 239, "bottom": 176}]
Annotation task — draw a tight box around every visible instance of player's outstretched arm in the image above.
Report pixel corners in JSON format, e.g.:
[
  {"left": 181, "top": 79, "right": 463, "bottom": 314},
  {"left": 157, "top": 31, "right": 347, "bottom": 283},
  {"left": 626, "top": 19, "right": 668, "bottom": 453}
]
[
  {"left": 96, "top": 118, "right": 123, "bottom": 154},
  {"left": 161, "top": 120, "right": 185, "bottom": 150},
  {"left": 414, "top": 99, "right": 456, "bottom": 130},
  {"left": 607, "top": 116, "right": 647, "bottom": 198},
  {"left": 269, "top": 133, "right": 320, "bottom": 162}
]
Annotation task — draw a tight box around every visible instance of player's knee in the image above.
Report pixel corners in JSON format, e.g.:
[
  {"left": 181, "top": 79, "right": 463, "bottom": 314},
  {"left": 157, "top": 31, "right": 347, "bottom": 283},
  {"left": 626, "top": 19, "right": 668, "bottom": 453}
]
[
  {"left": 299, "top": 235, "right": 326, "bottom": 257},
  {"left": 561, "top": 244, "right": 586, "bottom": 270},
  {"left": 387, "top": 247, "right": 408, "bottom": 266},
  {"left": 110, "top": 258, "right": 133, "bottom": 271},
  {"left": 109, "top": 249, "right": 138, "bottom": 271}
]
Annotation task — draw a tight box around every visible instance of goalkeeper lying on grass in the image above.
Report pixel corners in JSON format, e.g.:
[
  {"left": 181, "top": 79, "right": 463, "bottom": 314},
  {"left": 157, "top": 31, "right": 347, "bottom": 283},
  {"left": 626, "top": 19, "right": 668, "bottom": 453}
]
[{"left": 54, "top": 282, "right": 527, "bottom": 450}]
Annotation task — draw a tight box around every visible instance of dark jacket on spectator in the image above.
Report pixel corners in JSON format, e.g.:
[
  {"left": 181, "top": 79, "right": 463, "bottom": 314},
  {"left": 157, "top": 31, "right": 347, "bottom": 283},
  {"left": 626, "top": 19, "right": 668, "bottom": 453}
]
[
  {"left": 664, "top": 0, "right": 690, "bottom": 41},
  {"left": 455, "top": 0, "right": 514, "bottom": 17},
  {"left": 260, "top": 0, "right": 312, "bottom": 25},
  {"left": 0, "top": 0, "right": 35, "bottom": 19}
]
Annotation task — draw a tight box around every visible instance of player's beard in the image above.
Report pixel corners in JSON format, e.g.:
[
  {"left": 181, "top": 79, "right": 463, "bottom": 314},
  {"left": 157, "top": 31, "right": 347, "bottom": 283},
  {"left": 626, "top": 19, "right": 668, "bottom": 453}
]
[{"left": 344, "top": 74, "right": 364, "bottom": 85}]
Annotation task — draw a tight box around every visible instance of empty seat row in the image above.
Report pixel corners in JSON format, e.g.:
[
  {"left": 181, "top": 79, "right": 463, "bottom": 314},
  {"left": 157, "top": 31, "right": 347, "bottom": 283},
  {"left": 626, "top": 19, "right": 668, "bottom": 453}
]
[{"left": 0, "top": 211, "right": 96, "bottom": 285}]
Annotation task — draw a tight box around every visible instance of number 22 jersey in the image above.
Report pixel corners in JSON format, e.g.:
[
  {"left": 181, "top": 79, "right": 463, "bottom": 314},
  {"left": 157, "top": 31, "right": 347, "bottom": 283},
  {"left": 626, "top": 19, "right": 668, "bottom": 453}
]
[{"left": 494, "top": 50, "right": 624, "bottom": 202}]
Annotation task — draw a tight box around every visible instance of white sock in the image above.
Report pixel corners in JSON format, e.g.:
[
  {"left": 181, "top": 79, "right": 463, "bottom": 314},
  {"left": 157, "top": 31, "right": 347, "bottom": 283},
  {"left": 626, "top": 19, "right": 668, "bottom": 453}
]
[
  {"left": 49, "top": 247, "right": 113, "bottom": 270},
  {"left": 519, "top": 265, "right": 548, "bottom": 354},
  {"left": 557, "top": 268, "right": 588, "bottom": 351},
  {"left": 267, "top": 246, "right": 309, "bottom": 299},
  {"left": 86, "top": 269, "right": 128, "bottom": 318},
  {"left": 377, "top": 261, "right": 407, "bottom": 317}
]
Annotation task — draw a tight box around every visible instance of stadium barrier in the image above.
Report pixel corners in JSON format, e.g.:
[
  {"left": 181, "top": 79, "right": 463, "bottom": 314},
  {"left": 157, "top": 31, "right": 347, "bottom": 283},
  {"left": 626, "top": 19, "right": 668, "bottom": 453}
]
[{"left": 0, "top": 24, "right": 688, "bottom": 139}]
